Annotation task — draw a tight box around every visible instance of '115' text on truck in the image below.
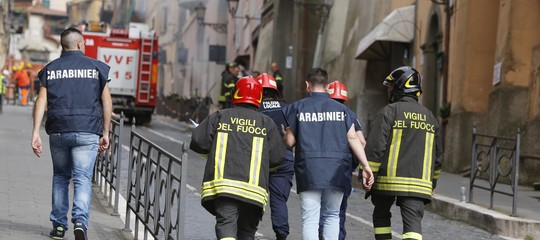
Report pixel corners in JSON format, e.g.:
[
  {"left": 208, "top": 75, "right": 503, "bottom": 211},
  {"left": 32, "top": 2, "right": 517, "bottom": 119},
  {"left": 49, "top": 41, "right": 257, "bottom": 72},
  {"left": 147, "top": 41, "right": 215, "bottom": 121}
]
[{"left": 83, "top": 22, "right": 158, "bottom": 124}]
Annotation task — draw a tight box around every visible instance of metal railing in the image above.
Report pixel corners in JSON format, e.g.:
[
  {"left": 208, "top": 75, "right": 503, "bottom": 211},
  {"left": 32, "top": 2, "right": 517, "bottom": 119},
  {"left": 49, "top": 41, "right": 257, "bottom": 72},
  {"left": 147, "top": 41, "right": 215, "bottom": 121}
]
[
  {"left": 94, "top": 113, "right": 125, "bottom": 215},
  {"left": 93, "top": 114, "right": 189, "bottom": 239},
  {"left": 469, "top": 127, "right": 521, "bottom": 216},
  {"left": 156, "top": 95, "right": 212, "bottom": 122},
  {"left": 124, "top": 125, "right": 188, "bottom": 240}
]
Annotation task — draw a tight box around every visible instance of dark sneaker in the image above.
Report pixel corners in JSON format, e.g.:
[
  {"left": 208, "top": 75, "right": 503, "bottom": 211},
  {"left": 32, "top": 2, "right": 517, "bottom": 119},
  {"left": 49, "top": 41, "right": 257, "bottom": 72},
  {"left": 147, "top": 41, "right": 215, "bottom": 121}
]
[
  {"left": 49, "top": 226, "right": 65, "bottom": 239},
  {"left": 73, "top": 222, "right": 87, "bottom": 240}
]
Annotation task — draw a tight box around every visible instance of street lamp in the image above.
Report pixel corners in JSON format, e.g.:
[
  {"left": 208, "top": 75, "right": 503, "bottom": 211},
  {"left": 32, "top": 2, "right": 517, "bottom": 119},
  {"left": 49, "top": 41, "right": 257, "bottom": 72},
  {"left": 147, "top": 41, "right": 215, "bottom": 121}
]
[
  {"left": 194, "top": 3, "right": 227, "bottom": 33},
  {"left": 226, "top": 0, "right": 261, "bottom": 20},
  {"left": 227, "top": 0, "right": 239, "bottom": 16}
]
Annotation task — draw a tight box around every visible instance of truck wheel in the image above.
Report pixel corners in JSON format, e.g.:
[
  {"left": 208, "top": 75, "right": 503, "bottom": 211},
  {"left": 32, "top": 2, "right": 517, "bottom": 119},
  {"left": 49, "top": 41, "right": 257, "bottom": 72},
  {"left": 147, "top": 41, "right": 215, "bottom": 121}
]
[{"left": 136, "top": 113, "right": 152, "bottom": 125}]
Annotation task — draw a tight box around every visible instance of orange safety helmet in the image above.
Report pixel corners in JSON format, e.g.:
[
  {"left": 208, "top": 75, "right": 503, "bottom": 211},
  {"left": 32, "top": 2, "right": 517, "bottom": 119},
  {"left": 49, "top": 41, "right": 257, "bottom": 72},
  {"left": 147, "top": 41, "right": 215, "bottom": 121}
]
[
  {"left": 327, "top": 81, "right": 348, "bottom": 102},
  {"left": 256, "top": 73, "right": 278, "bottom": 91},
  {"left": 231, "top": 76, "right": 263, "bottom": 108}
]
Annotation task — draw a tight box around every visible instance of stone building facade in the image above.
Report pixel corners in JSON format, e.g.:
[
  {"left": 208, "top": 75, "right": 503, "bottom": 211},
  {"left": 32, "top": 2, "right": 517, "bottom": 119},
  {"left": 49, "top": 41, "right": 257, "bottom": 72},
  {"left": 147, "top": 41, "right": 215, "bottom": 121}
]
[{"left": 251, "top": 0, "right": 540, "bottom": 184}]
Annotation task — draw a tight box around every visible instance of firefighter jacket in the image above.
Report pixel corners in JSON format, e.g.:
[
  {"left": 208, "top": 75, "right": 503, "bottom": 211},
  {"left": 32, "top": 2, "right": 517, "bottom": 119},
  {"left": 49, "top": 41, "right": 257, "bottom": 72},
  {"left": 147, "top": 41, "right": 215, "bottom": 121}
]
[
  {"left": 37, "top": 51, "right": 110, "bottom": 136},
  {"left": 283, "top": 92, "right": 355, "bottom": 193},
  {"left": 190, "top": 106, "right": 285, "bottom": 216},
  {"left": 218, "top": 71, "right": 238, "bottom": 103},
  {"left": 259, "top": 99, "right": 294, "bottom": 173},
  {"left": 365, "top": 96, "right": 443, "bottom": 202}
]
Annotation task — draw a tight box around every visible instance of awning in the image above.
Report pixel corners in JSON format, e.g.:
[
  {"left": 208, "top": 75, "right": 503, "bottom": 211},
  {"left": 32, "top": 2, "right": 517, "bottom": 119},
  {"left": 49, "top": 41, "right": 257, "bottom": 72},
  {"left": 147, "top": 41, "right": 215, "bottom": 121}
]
[{"left": 355, "top": 5, "right": 415, "bottom": 60}]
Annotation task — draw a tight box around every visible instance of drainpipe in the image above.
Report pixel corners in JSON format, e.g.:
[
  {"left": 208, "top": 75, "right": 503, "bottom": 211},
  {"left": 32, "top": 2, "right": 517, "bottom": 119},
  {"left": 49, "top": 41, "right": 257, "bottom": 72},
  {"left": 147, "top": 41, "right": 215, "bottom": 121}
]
[
  {"left": 311, "top": 0, "right": 332, "bottom": 67},
  {"left": 443, "top": 0, "right": 452, "bottom": 107},
  {"left": 300, "top": 4, "right": 308, "bottom": 100},
  {"left": 441, "top": 0, "right": 453, "bottom": 149},
  {"left": 312, "top": 21, "right": 324, "bottom": 67},
  {"left": 413, "top": 0, "right": 418, "bottom": 66}
]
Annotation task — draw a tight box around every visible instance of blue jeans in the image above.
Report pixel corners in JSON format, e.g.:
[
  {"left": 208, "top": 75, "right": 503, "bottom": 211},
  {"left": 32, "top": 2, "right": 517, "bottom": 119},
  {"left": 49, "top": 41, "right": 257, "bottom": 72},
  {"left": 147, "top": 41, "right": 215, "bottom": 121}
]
[
  {"left": 319, "top": 191, "right": 350, "bottom": 240},
  {"left": 300, "top": 189, "right": 343, "bottom": 240},
  {"left": 49, "top": 132, "right": 99, "bottom": 230}
]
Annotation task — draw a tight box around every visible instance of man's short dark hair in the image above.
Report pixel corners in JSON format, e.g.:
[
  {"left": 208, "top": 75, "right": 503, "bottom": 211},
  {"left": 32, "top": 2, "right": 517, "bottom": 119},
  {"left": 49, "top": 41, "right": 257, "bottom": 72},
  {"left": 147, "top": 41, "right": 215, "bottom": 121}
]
[
  {"left": 60, "top": 27, "right": 83, "bottom": 50},
  {"left": 306, "top": 67, "right": 328, "bottom": 86}
]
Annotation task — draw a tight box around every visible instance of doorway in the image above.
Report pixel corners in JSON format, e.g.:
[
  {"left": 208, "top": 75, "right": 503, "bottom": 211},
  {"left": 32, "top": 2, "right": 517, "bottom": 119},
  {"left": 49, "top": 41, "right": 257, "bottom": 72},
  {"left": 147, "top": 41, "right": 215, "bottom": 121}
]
[{"left": 422, "top": 13, "right": 442, "bottom": 117}]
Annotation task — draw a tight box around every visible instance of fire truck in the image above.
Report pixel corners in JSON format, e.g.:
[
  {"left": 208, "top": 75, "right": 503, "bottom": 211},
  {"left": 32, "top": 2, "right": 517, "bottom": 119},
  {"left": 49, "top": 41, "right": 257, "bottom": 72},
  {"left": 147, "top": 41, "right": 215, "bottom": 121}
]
[{"left": 82, "top": 22, "right": 158, "bottom": 124}]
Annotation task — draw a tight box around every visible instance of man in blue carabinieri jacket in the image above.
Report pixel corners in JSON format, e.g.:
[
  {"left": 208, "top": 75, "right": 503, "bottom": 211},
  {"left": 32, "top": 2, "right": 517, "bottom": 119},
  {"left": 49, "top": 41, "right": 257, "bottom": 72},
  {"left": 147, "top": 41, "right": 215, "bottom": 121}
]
[
  {"left": 283, "top": 67, "right": 374, "bottom": 240},
  {"left": 32, "top": 27, "right": 112, "bottom": 240}
]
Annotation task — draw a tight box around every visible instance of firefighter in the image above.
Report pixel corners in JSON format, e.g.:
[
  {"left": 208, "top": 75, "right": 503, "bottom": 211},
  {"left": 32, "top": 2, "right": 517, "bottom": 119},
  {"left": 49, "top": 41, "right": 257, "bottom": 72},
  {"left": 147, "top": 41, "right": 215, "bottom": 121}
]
[
  {"left": 271, "top": 62, "right": 284, "bottom": 97},
  {"left": 190, "top": 76, "right": 285, "bottom": 240},
  {"left": 283, "top": 67, "right": 373, "bottom": 240},
  {"left": 365, "top": 66, "right": 443, "bottom": 240},
  {"left": 257, "top": 73, "right": 294, "bottom": 240},
  {"left": 318, "top": 80, "right": 366, "bottom": 240},
  {"left": 327, "top": 81, "right": 366, "bottom": 147},
  {"left": 219, "top": 61, "right": 240, "bottom": 109}
]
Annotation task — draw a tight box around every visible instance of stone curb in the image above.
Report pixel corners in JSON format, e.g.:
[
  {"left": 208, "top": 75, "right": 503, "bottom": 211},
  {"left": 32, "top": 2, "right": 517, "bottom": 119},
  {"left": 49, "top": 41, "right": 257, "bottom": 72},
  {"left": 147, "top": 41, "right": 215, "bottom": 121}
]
[{"left": 427, "top": 194, "right": 540, "bottom": 239}]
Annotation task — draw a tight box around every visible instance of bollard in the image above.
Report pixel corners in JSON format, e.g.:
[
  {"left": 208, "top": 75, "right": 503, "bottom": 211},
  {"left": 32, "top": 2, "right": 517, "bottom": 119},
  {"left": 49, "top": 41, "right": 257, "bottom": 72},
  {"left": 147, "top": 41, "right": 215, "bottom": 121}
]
[{"left": 460, "top": 183, "right": 466, "bottom": 202}]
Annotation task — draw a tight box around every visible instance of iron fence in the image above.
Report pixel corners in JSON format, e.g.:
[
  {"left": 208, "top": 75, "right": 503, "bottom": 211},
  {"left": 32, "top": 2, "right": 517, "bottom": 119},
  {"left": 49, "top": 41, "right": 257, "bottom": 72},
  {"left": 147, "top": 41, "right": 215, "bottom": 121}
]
[
  {"left": 156, "top": 95, "right": 211, "bottom": 123},
  {"left": 94, "top": 113, "right": 125, "bottom": 215},
  {"left": 469, "top": 126, "right": 521, "bottom": 216},
  {"left": 93, "top": 114, "right": 189, "bottom": 239},
  {"left": 124, "top": 125, "right": 188, "bottom": 240}
]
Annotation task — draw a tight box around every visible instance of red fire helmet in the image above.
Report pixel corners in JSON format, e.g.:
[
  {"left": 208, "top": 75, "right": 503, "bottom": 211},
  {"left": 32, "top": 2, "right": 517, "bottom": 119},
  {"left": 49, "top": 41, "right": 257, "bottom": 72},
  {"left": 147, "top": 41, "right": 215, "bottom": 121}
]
[
  {"left": 256, "top": 73, "right": 278, "bottom": 91},
  {"left": 327, "top": 81, "right": 348, "bottom": 102},
  {"left": 231, "top": 76, "right": 263, "bottom": 108}
]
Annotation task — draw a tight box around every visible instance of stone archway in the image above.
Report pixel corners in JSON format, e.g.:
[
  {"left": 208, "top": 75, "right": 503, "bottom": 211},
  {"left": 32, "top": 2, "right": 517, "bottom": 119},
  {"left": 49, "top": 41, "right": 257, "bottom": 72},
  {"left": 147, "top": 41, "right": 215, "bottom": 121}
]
[{"left": 422, "top": 13, "right": 442, "bottom": 117}]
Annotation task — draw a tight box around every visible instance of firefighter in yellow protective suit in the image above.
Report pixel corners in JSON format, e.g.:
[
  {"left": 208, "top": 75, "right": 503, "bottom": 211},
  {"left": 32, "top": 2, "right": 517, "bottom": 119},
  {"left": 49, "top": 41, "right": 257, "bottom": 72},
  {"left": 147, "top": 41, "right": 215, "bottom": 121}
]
[
  {"left": 365, "top": 66, "right": 443, "bottom": 240},
  {"left": 190, "top": 76, "right": 285, "bottom": 240}
]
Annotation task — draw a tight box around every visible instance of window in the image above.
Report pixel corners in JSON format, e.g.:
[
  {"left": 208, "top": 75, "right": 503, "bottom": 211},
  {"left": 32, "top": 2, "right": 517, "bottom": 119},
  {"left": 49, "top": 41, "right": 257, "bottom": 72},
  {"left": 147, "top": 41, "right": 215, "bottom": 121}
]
[
  {"left": 42, "top": 0, "right": 50, "bottom": 8},
  {"left": 161, "top": 7, "right": 168, "bottom": 33},
  {"left": 209, "top": 45, "right": 226, "bottom": 63},
  {"left": 177, "top": 47, "right": 188, "bottom": 64}
]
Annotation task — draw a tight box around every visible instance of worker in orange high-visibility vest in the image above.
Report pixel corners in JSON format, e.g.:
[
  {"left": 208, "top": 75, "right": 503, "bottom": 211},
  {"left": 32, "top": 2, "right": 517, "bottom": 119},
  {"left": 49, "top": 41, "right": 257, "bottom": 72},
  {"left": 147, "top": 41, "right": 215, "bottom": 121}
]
[{"left": 15, "top": 63, "right": 31, "bottom": 105}]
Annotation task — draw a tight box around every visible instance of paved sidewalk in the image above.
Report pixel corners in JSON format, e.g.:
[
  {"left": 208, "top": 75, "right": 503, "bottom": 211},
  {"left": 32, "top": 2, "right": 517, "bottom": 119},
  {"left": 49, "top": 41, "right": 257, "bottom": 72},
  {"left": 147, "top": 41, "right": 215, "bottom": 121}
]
[
  {"left": 436, "top": 172, "right": 540, "bottom": 220},
  {"left": 428, "top": 171, "right": 540, "bottom": 238},
  {"left": 0, "top": 104, "right": 131, "bottom": 240}
]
